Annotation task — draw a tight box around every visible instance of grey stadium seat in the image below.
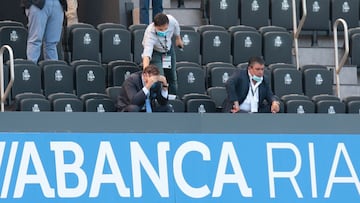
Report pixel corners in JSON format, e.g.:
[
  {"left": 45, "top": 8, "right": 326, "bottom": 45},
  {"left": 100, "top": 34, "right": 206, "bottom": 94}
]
[
  {"left": 207, "top": 86, "right": 227, "bottom": 111},
  {"left": 302, "top": 65, "right": 333, "bottom": 98},
  {"left": 0, "top": 25, "right": 27, "bottom": 61},
  {"left": 174, "top": 30, "right": 201, "bottom": 64},
  {"left": 331, "top": 0, "right": 360, "bottom": 30},
  {"left": 68, "top": 26, "right": 100, "bottom": 62},
  {"left": 99, "top": 26, "right": 131, "bottom": 63},
  {"left": 232, "top": 30, "right": 262, "bottom": 65},
  {"left": 272, "top": 67, "right": 303, "bottom": 98},
  {"left": 107, "top": 60, "right": 138, "bottom": 86},
  {"left": 270, "top": 0, "right": 300, "bottom": 30},
  {"left": 240, "top": 0, "right": 270, "bottom": 29},
  {"left": 52, "top": 97, "right": 83, "bottom": 112},
  {"left": 176, "top": 66, "right": 206, "bottom": 98},
  {"left": 11, "top": 62, "right": 42, "bottom": 100},
  {"left": 85, "top": 98, "right": 116, "bottom": 112},
  {"left": 262, "top": 30, "right": 293, "bottom": 65},
  {"left": 20, "top": 98, "right": 50, "bottom": 112},
  {"left": 208, "top": 0, "right": 239, "bottom": 29},
  {"left": 186, "top": 98, "right": 217, "bottom": 113},
  {"left": 75, "top": 64, "right": 106, "bottom": 96},
  {"left": 42, "top": 64, "right": 74, "bottom": 97},
  {"left": 201, "top": 30, "right": 231, "bottom": 64}
]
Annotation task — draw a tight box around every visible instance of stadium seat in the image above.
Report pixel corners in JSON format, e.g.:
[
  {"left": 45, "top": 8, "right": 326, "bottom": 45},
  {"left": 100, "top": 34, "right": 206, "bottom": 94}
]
[
  {"left": 99, "top": 26, "right": 131, "bottom": 63},
  {"left": 11, "top": 61, "right": 42, "bottom": 100},
  {"left": 168, "top": 98, "right": 185, "bottom": 112},
  {"left": 302, "top": 0, "right": 330, "bottom": 32},
  {"left": 0, "top": 20, "right": 24, "bottom": 28},
  {"left": 180, "top": 25, "right": 196, "bottom": 31},
  {"left": 176, "top": 66, "right": 206, "bottom": 98},
  {"left": 240, "top": 0, "right": 270, "bottom": 29},
  {"left": 302, "top": 65, "right": 333, "bottom": 98},
  {"left": 205, "top": 62, "right": 235, "bottom": 88},
  {"left": 14, "top": 92, "right": 45, "bottom": 111},
  {"left": 228, "top": 25, "right": 257, "bottom": 35},
  {"left": 197, "top": 25, "right": 226, "bottom": 34},
  {"left": 0, "top": 25, "right": 27, "bottom": 61},
  {"left": 52, "top": 97, "right": 83, "bottom": 112},
  {"left": 131, "top": 29, "right": 145, "bottom": 64},
  {"left": 69, "top": 26, "right": 100, "bottom": 62},
  {"left": 208, "top": 0, "right": 239, "bottom": 28},
  {"left": 342, "top": 96, "right": 360, "bottom": 113},
  {"left": 106, "top": 86, "right": 122, "bottom": 103},
  {"left": 231, "top": 30, "right": 262, "bottom": 65},
  {"left": 47, "top": 92, "right": 78, "bottom": 102},
  {"left": 112, "top": 65, "right": 141, "bottom": 86},
  {"left": 315, "top": 100, "right": 345, "bottom": 114},
  {"left": 186, "top": 98, "right": 217, "bottom": 113},
  {"left": 85, "top": 98, "right": 116, "bottom": 112},
  {"left": 200, "top": 30, "right": 231, "bottom": 64},
  {"left": 207, "top": 86, "right": 226, "bottom": 111},
  {"left": 42, "top": 64, "right": 74, "bottom": 97},
  {"left": 97, "top": 23, "right": 127, "bottom": 31},
  {"left": 261, "top": 28, "right": 293, "bottom": 65},
  {"left": 38, "top": 60, "right": 68, "bottom": 69},
  {"left": 19, "top": 98, "right": 50, "bottom": 112},
  {"left": 272, "top": 67, "right": 303, "bottom": 97},
  {"left": 176, "top": 61, "right": 202, "bottom": 69},
  {"left": 174, "top": 30, "right": 201, "bottom": 64},
  {"left": 270, "top": 0, "right": 300, "bottom": 30},
  {"left": 107, "top": 60, "right": 138, "bottom": 86},
  {"left": 284, "top": 99, "right": 315, "bottom": 113},
  {"left": 128, "top": 24, "right": 148, "bottom": 32},
  {"left": 350, "top": 32, "right": 360, "bottom": 68},
  {"left": 75, "top": 64, "right": 106, "bottom": 96},
  {"left": 331, "top": 0, "right": 360, "bottom": 30}
]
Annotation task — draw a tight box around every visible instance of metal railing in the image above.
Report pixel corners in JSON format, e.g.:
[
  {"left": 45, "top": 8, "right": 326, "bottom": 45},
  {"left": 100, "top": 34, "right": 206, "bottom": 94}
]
[
  {"left": 333, "top": 18, "right": 349, "bottom": 99},
  {"left": 0, "top": 45, "right": 15, "bottom": 112},
  {"left": 292, "top": 0, "right": 307, "bottom": 70}
]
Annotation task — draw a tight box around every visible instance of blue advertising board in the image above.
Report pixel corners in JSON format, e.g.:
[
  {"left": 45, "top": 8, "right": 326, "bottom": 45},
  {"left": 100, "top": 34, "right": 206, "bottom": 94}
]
[{"left": 0, "top": 132, "right": 359, "bottom": 202}]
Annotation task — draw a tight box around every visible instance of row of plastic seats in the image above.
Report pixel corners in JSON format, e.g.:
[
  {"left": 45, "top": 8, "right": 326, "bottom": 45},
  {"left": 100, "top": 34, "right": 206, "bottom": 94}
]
[
  {"left": 2, "top": 59, "right": 141, "bottom": 106},
  {"left": 204, "top": 0, "right": 360, "bottom": 30},
  {"left": 174, "top": 61, "right": 334, "bottom": 99},
  {"left": 281, "top": 94, "right": 360, "bottom": 114}
]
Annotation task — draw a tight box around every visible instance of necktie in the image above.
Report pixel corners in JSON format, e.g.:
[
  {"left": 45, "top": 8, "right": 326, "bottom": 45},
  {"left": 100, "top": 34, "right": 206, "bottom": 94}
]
[{"left": 145, "top": 95, "right": 152, "bottom": 113}]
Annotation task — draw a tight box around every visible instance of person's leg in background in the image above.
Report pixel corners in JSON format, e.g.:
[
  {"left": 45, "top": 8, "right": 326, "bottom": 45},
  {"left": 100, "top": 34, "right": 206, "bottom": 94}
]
[
  {"left": 152, "top": 0, "right": 163, "bottom": 21},
  {"left": 140, "top": 0, "right": 150, "bottom": 24},
  {"left": 43, "top": 0, "right": 64, "bottom": 60},
  {"left": 164, "top": 46, "right": 177, "bottom": 95},
  {"left": 66, "top": 0, "right": 78, "bottom": 26},
  {"left": 26, "top": 5, "right": 47, "bottom": 63},
  {"left": 178, "top": 0, "right": 184, "bottom": 8}
]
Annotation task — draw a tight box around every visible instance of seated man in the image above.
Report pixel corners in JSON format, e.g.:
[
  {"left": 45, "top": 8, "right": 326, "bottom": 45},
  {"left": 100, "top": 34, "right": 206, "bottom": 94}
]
[
  {"left": 117, "top": 64, "right": 173, "bottom": 112},
  {"left": 223, "top": 56, "right": 280, "bottom": 113}
]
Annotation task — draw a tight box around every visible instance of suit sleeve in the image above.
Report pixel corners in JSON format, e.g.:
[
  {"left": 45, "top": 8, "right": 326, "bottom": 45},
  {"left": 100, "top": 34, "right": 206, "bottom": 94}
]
[
  {"left": 225, "top": 69, "right": 242, "bottom": 103},
  {"left": 123, "top": 76, "right": 147, "bottom": 107}
]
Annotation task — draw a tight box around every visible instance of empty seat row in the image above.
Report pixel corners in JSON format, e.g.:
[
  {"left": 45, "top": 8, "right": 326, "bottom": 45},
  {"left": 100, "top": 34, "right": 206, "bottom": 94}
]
[{"left": 204, "top": 0, "right": 360, "bottom": 30}]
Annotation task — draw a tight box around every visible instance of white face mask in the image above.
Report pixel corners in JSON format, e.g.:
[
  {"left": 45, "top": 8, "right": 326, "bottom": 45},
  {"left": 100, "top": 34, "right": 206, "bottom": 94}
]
[{"left": 252, "top": 75, "right": 263, "bottom": 83}]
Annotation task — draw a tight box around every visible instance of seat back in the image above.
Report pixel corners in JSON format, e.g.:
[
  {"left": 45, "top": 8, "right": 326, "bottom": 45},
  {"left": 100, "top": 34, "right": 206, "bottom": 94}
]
[
  {"left": 113, "top": 65, "right": 141, "bottom": 86},
  {"left": 0, "top": 26, "right": 27, "bottom": 61},
  {"left": 42, "top": 64, "right": 74, "bottom": 97},
  {"left": 106, "top": 86, "right": 122, "bottom": 103},
  {"left": 52, "top": 97, "right": 84, "bottom": 112},
  {"left": 99, "top": 28, "right": 131, "bottom": 63},
  {"left": 12, "top": 63, "right": 42, "bottom": 99},
  {"left": 262, "top": 31, "right": 292, "bottom": 65},
  {"left": 272, "top": 67, "right": 303, "bottom": 97},
  {"left": 302, "top": 0, "right": 330, "bottom": 31},
  {"left": 174, "top": 30, "right": 200, "bottom": 64},
  {"left": 107, "top": 60, "right": 138, "bottom": 86},
  {"left": 346, "top": 100, "right": 360, "bottom": 114},
  {"left": 209, "top": 66, "right": 235, "bottom": 88},
  {"left": 316, "top": 100, "right": 345, "bottom": 114},
  {"left": 302, "top": 67, "right": 333, "bottom": 98},
  {"left": 350, "top": 33, "right": 360, "bottom": 68},
  {"left": 208, "top": 0, "right": 239, "bottom": 28},
  {"left": 85, "top": 98, "right": 116, "bottom": 112},
  {"left": 69, "top": 27, "right": 100, "bottom": 62},
  {"left": 75, "top": 64, "right": 106, "bottom": 96},
  {"left": 232, "top": 30, "right": 262, "bottom": 65},
  {"left": 20, "top": 98, "right": 50, "bottom": 112},
  {"left": 168, "top": 98, "right": 185, "bottom": 112},
  {"left": 285, "top": 100, "right": 315, "bottom": 113},
  {"left": 240, "top": 0, "right": 270, "bottom": 29},
  {"left": 132, "top": 29, "right": 145, "bottom": 64},
  {"left": 271, "top": 0, "right": 300, "bottom": 29},
  {"left": 207, "top": 86, "right": 227, "bottom": 111},
  {"left": 201, "top": 30, "right": 231, "bottom": 64},
  {"left": 186, "top": 98, "right": 217, "bottom": 113},
  {"left": 331, "top": 0, "right": 359, "bottom": 30},
  {"left": 177, "top": 66, "right": 206, "bottom": 98}
]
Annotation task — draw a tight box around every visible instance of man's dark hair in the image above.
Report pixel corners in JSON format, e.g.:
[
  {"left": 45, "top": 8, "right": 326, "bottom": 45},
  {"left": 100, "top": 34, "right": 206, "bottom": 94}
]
[
  {"left": 143, "top": 64, "right": 160, "bottom": 76},
  {"left": 247, "top": 56, "right": 265, "bottom": 68},
  {"left": 153, "top": 13, "right": 169, "bottom": 27}
]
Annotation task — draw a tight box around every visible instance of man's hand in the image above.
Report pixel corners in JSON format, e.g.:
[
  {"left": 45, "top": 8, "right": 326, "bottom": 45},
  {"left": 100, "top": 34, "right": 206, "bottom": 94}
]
[
  {"left": 175, "top": 35, "right": 184, "bottom": 49},
  {"left": 145, "top": 75, "right": 159, "bottom": 90},
  {"left": 157, "top": 75, "right": 169, "bottom": 89},
  {"left": 271, "top": 101, "right": 280, "bottom": 113},
  {"left": 231, "top": 101, "right": 240, "bottom": 113}
]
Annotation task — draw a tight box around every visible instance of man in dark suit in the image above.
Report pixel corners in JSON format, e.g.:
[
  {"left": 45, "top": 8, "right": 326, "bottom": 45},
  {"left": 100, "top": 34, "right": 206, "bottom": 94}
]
[
  {"left": 117, "top": 64, "right": 173, "bottom": 112},
  {"left": 223, "top": 56, "right": 280, "bottom": 113}
]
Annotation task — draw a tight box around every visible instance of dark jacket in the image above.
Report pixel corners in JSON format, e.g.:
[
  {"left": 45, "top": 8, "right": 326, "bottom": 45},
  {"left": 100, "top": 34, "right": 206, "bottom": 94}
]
[
  {"left": 223, "top": 69, "right": 278, "bottom": 113},
  {"left": 21, "top": 0, "right": 67, "bottom": 11},
  {"left": 117, "top": 71, "right": 168, "bottom": 111}
]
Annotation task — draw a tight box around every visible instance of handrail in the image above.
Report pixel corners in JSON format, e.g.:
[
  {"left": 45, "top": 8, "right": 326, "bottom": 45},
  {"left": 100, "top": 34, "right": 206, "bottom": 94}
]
[
  {"left": 292, "top": 0, "right": 307, "bottom": 70},
  {"left": 0, "top": 45, "right": 15, "bottom": 112},
  {"left": 333, "top": 18, "right": 349, "bottom": 99}
]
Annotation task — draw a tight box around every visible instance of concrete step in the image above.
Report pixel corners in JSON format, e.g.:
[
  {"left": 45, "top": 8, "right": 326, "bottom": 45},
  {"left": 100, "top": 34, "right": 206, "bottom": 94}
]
[
  {"left": 335, "top": 84, "right": 360, "bottom": 100},
  {"left": 297, "top": 47, "right": 349, "bottom": 67}
]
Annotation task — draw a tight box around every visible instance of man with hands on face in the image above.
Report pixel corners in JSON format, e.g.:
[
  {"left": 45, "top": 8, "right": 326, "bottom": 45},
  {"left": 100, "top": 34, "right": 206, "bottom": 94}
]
[
  {"left": 117, "top": 64, "right": 173, "bottom": 112},
  {"left": 223, "top": 56, "right": 280, "bottom": 113}
]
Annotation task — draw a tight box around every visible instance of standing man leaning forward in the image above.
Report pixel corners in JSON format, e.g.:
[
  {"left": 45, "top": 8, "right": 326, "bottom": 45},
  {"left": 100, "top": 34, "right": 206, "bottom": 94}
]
[
  {"left": 142, "top": 13, "right": 184, "bottom": 95},
  {"left": 223, "top": 56, "right": 280, "bottom": 113}
]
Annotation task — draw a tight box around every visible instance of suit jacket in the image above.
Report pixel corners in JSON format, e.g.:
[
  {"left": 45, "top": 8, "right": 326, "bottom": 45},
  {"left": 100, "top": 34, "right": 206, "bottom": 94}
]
[
  {"left": 21, "top": 0, "right": 67, "bottom": 11},
  {"left": 117, "top": 71, "right": 168, "bottom": 111},
  {"left": 223, "top": 69, "right": 278, "bottom": 113}
]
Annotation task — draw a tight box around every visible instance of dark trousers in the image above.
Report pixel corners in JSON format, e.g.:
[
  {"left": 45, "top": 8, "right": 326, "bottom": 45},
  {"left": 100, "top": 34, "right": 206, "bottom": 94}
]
[{"left": 140, "top": 0, "right": 163, "bottom": 24}]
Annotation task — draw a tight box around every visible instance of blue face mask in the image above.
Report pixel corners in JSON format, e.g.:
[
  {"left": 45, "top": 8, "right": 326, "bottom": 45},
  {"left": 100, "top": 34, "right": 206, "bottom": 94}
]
[
  {"left": 252, "top": 75, "right": 263, "bottom": 83},
  {"left": 156, "top": 30, "right": 167, "bottom": 37}
]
